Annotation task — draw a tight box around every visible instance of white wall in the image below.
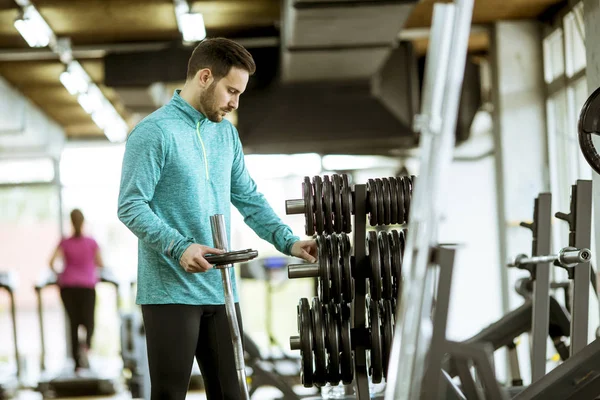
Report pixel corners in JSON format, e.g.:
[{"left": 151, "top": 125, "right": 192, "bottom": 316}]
[{"left": 0, "top": 76, "right": 65, "bottom": 160}]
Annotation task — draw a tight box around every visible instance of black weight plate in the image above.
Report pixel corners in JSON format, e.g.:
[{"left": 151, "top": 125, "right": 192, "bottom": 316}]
[
  {"left": 316, "top": 235, "right": 331, "bottom": 303},
  {"left": 395, "top": 177, "right": 405, "bottom": 224},
  {"left": 338, "top": 303, "right": 353, "bottom": 384},
  {"left": 332, "top": 175, "right": 344, "bottom": 234},
  {"left": 375, "top": 178, "right": 385, "bottom": 226},
  {"left": 390, "top": 230, "right": 402, "bottom": 300},
  {"left": 341, "top": 174, "right": 353, "bottom": 233},
  {"left": 303, "top": 177, "right": 315, "bottom": 236},
  {"left": 378, "top": 233, "right": 393, "bottom": 300},
  {"left": 366, "top": 179, "right": 378, "bottom": 226},
  {"left": 400, "top": 176, "right": 411, "bottom": 224},
  {"left": 382, "top": 179, "right": 392, "bottom": 225},
  {"left": 298, "top": 298, "right": 314, "bottom": 387},
  {"left": 312, "top": 297, "right": 327, "bottom": 386},
  {"left": 313, "top": 176, "right": 325, "bottom": 234},
  {"left": 325, "top": 304, "right": 341, "bottom": 385},
  {"left": 399, "top": 228, "right": 407, "bottom": 258},
  {"left": 369, "top": 299, "right": 383, "bottom": 384},
  {"left": 388, "top": 177, "right": 398, "bottom": 225},
  {"left": 405, "top": 175, "right": 413, "bottom": 219},
  {"left": 205, "top": 249, "right": 258, "bottom": 266},
  {"left": 323, "top": 175, "right": 334, "bottom": 234},
  {"left": 367, "top": 231, "right": 382, "bottom": 301},
  {"left": 329, "top": 235, "right": 343, "bottom": 304},
  {"left": 382, "top": 300, "right": 394, "bottom": 379},
  {"left": 340, "top": 233, "right": 354, "bottom": 303}
]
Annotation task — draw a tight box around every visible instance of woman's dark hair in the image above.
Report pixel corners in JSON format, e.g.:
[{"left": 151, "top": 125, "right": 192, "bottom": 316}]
[
  {"left": 70, "top": 209, "right": 84, "bottom": 237},
  {"left": 187, "top": 37, "right": 256, "bottom": 81}
]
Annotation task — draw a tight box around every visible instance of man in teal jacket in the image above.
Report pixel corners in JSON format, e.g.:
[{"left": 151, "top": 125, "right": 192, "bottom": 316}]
[{"left": 118, "top": 37, "right": 317, "bottom": 400}]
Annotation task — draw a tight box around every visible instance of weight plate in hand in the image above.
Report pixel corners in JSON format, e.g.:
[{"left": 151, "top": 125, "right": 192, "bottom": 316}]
[
  {"left": 325, "top": 304, "right": 341, "bottom": 385},
  {"left": 378, "top": 233, "right": 393, "bottom": 300},
  {"left": 332, "top": 175, "right": 344, "bottom": 234},
  {"left": 323, "top": 175, "right": 334, "bottom": 234},
  {"left": 329, "top": 235, "right": 343, "bottom": 304},
  {"left": 367, "top": 179, "right": 378, "bottom": 226},
  {"left": 313, "top": 176, "right": 325, "bottom": 234},
  {"left": 298, "top": 298, "right": 314, "bottom": 387},
  {"left": 340, "top": 233, "right": 354, "bottom": 303},
  {"left": 375, "top": 179, "right": 385, "bottom": 226},
  {"left": 338, "top": 303, "right": 354, "bottom": 384},
  {"left": 316, "top": 235, "right": 331, "bottom": 303},
  {"left": 382, "top": 300, "right": 394, "bottom": 379},
  {"left": 395, "top": 177, "right": 405, "bottom": 224},
  {"left": 341, "top": 174, "right": 353, "bottom": 233},
  {"left": 312, "top": 297, "right": 328, "bottom": 386},
  {"left": 368, "top": 298, "right": 383, "bottom": 384},
  {"left": 205, "top": 249, "right": 259, "bottom": 266},
  {"left": 303, "top": 177, "right": 315, "bottom": 236},
  {"left": 367, "top": 231, "right": 382, "bottom": 301}
]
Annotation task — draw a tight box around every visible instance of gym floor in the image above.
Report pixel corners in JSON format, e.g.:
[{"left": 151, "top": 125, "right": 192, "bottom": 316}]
[{"left": 14, "top": 390, "right": 208, "bottom": 400}]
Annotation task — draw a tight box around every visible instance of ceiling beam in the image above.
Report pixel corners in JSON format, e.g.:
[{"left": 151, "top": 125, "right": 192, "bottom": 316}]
[{"left": 0, "top": 36, "right": 280, "bottom": 62}]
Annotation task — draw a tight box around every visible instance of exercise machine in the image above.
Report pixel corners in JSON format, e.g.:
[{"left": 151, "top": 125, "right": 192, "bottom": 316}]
[
  {"left": 0, "top": 271, "right": 20, "bottom": 399},
  {"left": 35, "top": 268, "right": 123, "bottom": 398}
]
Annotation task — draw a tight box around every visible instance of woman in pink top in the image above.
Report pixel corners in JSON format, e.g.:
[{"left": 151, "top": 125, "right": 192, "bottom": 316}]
[{"left": 49, "top": 209, "right": 104, "bottom": 372}]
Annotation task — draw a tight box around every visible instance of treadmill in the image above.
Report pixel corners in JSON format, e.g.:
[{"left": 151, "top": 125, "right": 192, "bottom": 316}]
[
  {"left": 35, "top": 268, "right": 122, "bottom": 398},
  {"left": 0, "top": 271, "right": 20, "bottom": 400}
]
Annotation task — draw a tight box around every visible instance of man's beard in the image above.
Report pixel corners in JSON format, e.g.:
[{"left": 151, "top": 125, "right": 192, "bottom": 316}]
[{"left": 199, "top": 85, "right": 223, "bottom": 123}]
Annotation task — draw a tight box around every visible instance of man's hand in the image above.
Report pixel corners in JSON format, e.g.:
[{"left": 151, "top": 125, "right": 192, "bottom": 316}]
[
  {"left": 180, "top": 244, "right": 224, "bottom": 273},
  {"left": 291, "top": 239, "right": 318, "bottom": 263}
]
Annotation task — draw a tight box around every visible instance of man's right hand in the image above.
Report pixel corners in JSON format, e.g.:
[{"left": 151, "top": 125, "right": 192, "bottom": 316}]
[{"left": 180, "top": 244, "right": 224, "bottom": 273}]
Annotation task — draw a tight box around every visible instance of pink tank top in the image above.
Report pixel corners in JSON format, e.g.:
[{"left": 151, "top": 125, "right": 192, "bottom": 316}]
[{"left": 58, "top": 236, "right": 99, "bottom": 288}]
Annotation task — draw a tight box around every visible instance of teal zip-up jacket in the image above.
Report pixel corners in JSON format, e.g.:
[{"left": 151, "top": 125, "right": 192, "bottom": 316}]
[{"left": 117, "top": 90, "right": 300, "bottom": 305}]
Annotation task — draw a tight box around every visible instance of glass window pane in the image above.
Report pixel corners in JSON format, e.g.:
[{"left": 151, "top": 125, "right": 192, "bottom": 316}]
[
  {"left": 543, "top": 29, "right": 565, "bottom": 83},
  {"left": 572, "top": 77, "right": 592, "bottom": 180},
  {"left": 0, "top": 158, "right": 55, "bottom": 184},
  {"left": 0, "top": 185, "right": 62, "bottom": 368},
  {"left": 564, "top": 11, "right": 586, "bottom": 77}
]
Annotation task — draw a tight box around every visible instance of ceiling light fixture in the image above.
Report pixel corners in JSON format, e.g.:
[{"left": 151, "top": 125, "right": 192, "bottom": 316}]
[
  {"left": 173, "top": 0, "right": 206, "bottom": 44},
  {"left": 12, "top": 0, "right": 128, "bottom": 143},
  {"left": 13, "top": 5, "right": 55, "bottom": 48}
]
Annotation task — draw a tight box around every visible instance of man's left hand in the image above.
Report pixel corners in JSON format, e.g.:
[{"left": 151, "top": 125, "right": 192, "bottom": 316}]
[{"left": 291, "top": 239, "right": 318, "bottom": 263}]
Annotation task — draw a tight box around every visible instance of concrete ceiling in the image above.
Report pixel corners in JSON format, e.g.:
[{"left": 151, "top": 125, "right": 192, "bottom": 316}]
[{"left": 0, "top": 0, "right": 566, "bottom": 141}]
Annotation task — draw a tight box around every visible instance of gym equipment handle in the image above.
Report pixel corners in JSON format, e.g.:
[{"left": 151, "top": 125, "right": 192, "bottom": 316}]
[
  {"left": 286, "top": 199, "right": 305, "bottom": 215},
  {"left": 510, "top": 248, "right": 592, "bottom": 268},
  {"left": 288, "top": 263, "right": 319, "bottom": 279},
  {"left": 290, "top": 336, "right": 301, "bottom": 351}
]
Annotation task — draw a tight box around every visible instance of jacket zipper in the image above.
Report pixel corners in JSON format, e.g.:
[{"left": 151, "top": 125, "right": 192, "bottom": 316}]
[{"left": 195, "top": 121, "right": 210, "bottom": 181}]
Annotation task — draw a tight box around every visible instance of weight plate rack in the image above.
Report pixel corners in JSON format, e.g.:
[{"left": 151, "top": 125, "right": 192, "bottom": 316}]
[{"left": 287, "top": 174, "right": 414, "bottom": 399}]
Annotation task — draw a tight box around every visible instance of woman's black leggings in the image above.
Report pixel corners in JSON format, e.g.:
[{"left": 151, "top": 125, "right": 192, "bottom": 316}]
[
  {"left": 59, "top": 287, "right": 96, "bottom": 368},
  {"left": 141, "top": 303, "right": 244, "bottom": 400}
]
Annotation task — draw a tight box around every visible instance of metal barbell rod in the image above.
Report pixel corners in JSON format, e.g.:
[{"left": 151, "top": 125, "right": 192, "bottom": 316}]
[
  {"left": 286, "top": 199, "right": 305, "bottom": 215},
  {"left": 510, "top": 248, "right": 592, "bottom": 268},
  {"left": 290, "top": 336, "right": 301, "bottom": 351},
  {"left": 209, "top": 214, "right": 250, "bottom": 400},
  {"left": 288, "top": 263, "right": 320, "bottom": 279}
]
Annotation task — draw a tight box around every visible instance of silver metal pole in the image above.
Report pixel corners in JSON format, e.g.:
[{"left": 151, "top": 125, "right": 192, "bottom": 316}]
[
  {"left": 209, "top": 214, "right": 250, "bottom": 400},
  {"left": 385, "top": 0, "right": 474, "bottom": 398}
]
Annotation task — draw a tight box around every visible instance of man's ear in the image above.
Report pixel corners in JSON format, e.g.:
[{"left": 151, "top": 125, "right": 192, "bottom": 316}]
[{"left": 196, "top": 68, "right": 214, "bottom": 88}]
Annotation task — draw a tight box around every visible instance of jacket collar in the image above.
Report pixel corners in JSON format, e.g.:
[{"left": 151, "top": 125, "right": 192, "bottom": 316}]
[{"left": 168, "top": 89, "right": 207, "bottom": 128}]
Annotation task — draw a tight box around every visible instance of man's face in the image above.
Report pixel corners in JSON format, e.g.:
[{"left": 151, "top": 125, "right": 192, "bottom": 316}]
[{"left": 199, "top": 67, "right": 249, "bottom": 123}]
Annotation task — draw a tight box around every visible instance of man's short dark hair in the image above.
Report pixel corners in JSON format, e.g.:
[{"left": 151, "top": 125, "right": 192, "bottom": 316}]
[{"left": 187, "top": 37, "right": 256, "bottom": 81}]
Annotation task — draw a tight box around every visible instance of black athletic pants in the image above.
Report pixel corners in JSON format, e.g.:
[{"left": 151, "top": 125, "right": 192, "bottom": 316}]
[
  {"left": 142, "top": 303, "right": 244, "bottom": 400},
  {"left": 59, "top": 287, "right": 96, "bottom": 369}
]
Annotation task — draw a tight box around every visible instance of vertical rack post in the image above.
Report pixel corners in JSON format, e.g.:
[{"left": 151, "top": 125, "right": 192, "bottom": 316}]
[{"left": 530, "top": 193, "right": 552, "bottom": 382}]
